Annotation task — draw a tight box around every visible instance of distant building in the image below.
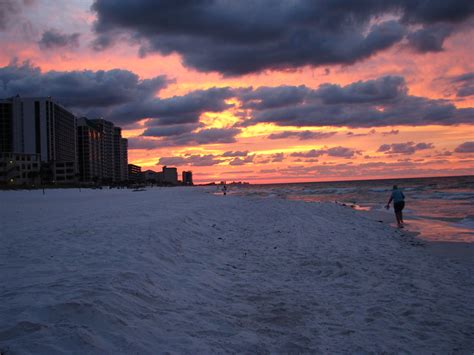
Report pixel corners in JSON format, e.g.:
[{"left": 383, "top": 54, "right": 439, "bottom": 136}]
[
  {"left": 77, "top": 118, "right": 102, "bottom": 182},
  {"left": 182, "top": 171, "right": 193, "bottom": 185},
  {"left": 0, "top": 96, "right": 77, "bottom": 183},
  {"left": 162, "top": 166, "right": 178, "bottom": 185},
  {"left": 128, "top": 164, "right": 142, "bottom": 182},
  {"left": 128, "top": 164, "right": 141, "bottom": 175},
  {"left": 143, "top": 169, "right": 161, "bottom": 183}
]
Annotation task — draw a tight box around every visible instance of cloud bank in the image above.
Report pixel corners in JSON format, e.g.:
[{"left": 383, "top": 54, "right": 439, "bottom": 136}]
[
  {"left": 1, "top": 63, "right": 472, "bottom": 130},
  {"left": 91, "top": 0, "right": 474, "bottom": 75}
]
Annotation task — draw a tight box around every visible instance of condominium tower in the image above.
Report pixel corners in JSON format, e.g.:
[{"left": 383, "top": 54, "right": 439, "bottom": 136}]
[
  {"left": 0, "top": 96, "right": 77, "bottom": 183},
  {"left": 77, "top": 118, "right": 102, "bottom": 182}
]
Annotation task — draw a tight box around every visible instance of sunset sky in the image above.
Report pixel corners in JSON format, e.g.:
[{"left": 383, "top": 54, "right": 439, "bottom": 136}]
[{"left": 1, "top": 0, "right": 473, "bottom": 183}]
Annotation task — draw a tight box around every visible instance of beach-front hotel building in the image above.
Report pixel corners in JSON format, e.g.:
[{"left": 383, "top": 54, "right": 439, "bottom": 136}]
[
  {"left": 90, "top": 118, "right": 114, "bottom": 182},
  {"left": 77, "top": 117, "right": 103, "bottom": 183},
  {"left": 0, "top": 96, "right": 77, "bottom": 184},
  {"left": 88, "top": 119, "right": 128, "bottom": 184},
  {"left": 120, "top": 137, "right": 128, "bottom": 182},
  {"left": 113, "top": 127, "right": 128, "bottom": 182},
  {"left": 0, "top": 97, "right": 130, "bottom": 186}
]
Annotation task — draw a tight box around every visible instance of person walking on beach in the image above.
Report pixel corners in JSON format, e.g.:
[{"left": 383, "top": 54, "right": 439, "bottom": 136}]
[
  {"left": 386, "top": 185, "right": 405, "bottom": 228},
  {"left": 222, "top": 184, "right": 227, "bottom": 196}
]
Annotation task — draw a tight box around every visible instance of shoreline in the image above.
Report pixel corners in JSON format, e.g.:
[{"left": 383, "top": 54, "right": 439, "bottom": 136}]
[
  {"left": 352, "top": 204, "right": 474, "bottom": 265},
  {"left": 227, "top": 174, "right": 474, "bottom": 247}
]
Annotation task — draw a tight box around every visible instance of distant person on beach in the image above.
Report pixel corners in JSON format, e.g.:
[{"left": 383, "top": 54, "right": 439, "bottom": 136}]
[
  {"left": 386, "top": 185, "right": 405, "bottom": 228},
  {"left": 222, "top": 185, "right": 227, "bottom": 196}
]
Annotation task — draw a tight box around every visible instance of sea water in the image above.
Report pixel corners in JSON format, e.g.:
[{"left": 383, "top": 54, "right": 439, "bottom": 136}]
[{"left": 228, "top": 175, "right": 474, "bottom": 242}]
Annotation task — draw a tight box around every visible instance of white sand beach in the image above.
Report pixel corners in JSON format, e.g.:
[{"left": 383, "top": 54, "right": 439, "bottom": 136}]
[{"left": 0, "top": 187, "right": 473, "bottom": 353}]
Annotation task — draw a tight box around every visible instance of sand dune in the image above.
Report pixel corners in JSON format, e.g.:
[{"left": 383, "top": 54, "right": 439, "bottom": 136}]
[{"left": 0, "top": 187, "right": 473, "bottom": 353}]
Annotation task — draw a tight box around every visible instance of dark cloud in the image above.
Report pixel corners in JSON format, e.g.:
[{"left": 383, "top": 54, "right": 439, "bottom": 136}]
[
  {"left": 270, "top": 153, "right": 285, "bottom": 162},
  {"left": 450, "top": 72, "right": 474, "bottom": 97},
  {"left": 254, "top": 152, "right": 285, "bottom": 164},
  {"left": 242, "top": 76, "right": 474, "bottom": 127},
  {"left": 406, "top": 24, "right": 453, "bottom": 53},
  {"left": 222, "top": 150, "right": 249, "bottom": 157},
  {"left": 268, "top": 130, "right": 337, "bottom": 140},
  {"left": 186, "top": 128, "right": 240, "bottom": 144},
  {"left": 382, "top": 129, "right": 399, "bottom": 135},
  {"left": 346, "top": 128, "right": 376, "bottom": 137},
  {"left": 0, "top": 62, "right": 234, "bottom": 126},
  {"left": 91, "top": 0, "right": 474, "bottom": 76},
  {"left": 2, "top": 62, "right": 472, "bottom": 131},
  {"left": 399, "top": 1, "right": 474, "bottom": 24},
  {"left": 38, "top": 29, "right": 81, "bottom": 50},
  {"left": 325, "top": 146, "right": 360, "bottom": 158},
  {"left": 91, "top": 31, "right": 116, "bottom": 51},
  {"left": 127, "top": 137, "right": 161, "bottom": 150},
  {"left": 142, "top": 123, "right": 200, "bottom": 137},
  {"left": 229, "top": 155, "right": 255, "bottom": 166},
  {"left": 0, "top": 61, "right": 169, "bottom": 123},
  {"left": 434, "top": 150, "right": 453, "bottom": 157},
  {"left": 156, "top": 156, "right": 187, "bottom": 166},
  {"left": 117, "top": 87, "right": 233, "bottom": 125},
  {"left": 316, "top": 75, "right": 406, "bottom": 104},
  {"left": 454, "top": 141, "right": 474, "bottom": 153},
  {"left": 290, "top": 146, "right": 359, "bottom": 159},
  {"left": 290, "top": 149, "right": 324, "bottom": 158},
  {"left": 239, "top": 86, "right": 309, "bottom": 110},
  {"left": 378, "top": 141, "right": 434, "bottom": 154},
  {"left": 158, "top": 154, "right": 222, "bottom": 167},
  {"left": 148, "top": 128, "right": 241, "bottom": 147}
]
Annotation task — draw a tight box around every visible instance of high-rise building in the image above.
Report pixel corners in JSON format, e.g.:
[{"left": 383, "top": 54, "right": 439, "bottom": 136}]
[
  {"left": 90, "top": 119, "right": 128, "bottom": 183},
  {"left": 90, "top": 118, "right": 114, "bottom": 182},
  {"left": 113, "top": 127, "right": 122, "bottom": 182},
  {"left": 182, "top": 171, "right": 193, "bottom": 185},
  {"left": 120, "top": 138, "right": 128, "bottom": 181},
  {"left": 77, "top": 118, "right": 103, "bottom": 182},
  {"left": 162, "top": 166, "right": 178, "bottom": 185},
  {"left": 1, "top": 96, "right": 130, "bottom": 185},
  {"left": 111, "top": 128, "right": 128, "bottom": 182},
  {"left": 0, "top": 96, "right": 77, "bottom": 183}
]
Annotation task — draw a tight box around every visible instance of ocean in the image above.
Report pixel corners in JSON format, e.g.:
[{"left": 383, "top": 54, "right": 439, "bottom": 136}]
[{"left": 226, "top": 175, "right": 474, "bottom": 243}]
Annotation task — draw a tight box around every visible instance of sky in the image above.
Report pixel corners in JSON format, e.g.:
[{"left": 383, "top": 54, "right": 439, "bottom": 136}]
[{"left": 0, "top": 0, "right": 473, "bottom": 183}]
